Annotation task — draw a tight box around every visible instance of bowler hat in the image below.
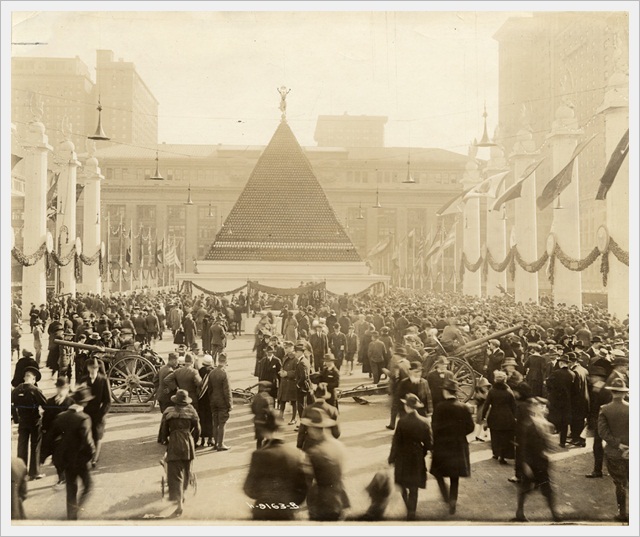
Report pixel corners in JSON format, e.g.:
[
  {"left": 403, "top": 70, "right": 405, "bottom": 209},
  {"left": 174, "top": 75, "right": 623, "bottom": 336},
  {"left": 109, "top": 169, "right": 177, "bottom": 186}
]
[
  {"left": 513, "top": 382, "right": 533, "bottom": 400},
  {"left": 605, "top": 378, "right": 628, "bottom": 392},
  {"left": 88, "top": 333, "right": 101, "bottom": 341},
  {"left": 591, "top": 336, "right": 603, "bottom": 343},
  {"left": 21, "top": 349, "right": 34, "bottom": 358},
  {"left": 409, "top": 361, "right": 423, "bottom": 371},
  {"left": 323, "top": 353, "right": 336, "bottom": 362},
  {"left": 300, "top": 407, "right": 337, "bottom": 428},
  {"left": 71, "top": 386, "right": 94, "bottom": 405},
  {"left": 556, "top": 355, "right": 570, "bottom": 363},
  {"left": 476, "top": 377, "right": 491, "bottom": 388},
  {"left": 218, "top": 353, "right": 228, "bottom": 364},
  {"left": 442, "top": 379, "right": 459, "bottom": 393},
  {"left": 501, "top": 357, "right": 518, "bottom": 368},
  {"left": 171, "top": 389, "right": 192, "bottom": 406},
  {"left": 401, "top": 393, "right": 425, "bottom": 409},
  {"left": 565, "top": 352, "right": 578, "bottom": 361},
  {"left": 371, "top": 331, "right": 379, "bottom": 337},
  {"left": 435, "top": 356, "right": 450, "bottom": 366},
  {"left": 23, "top": 366, "right": 42, "bottom": 382},
  {"left": 294, "top": 343, "right": 305, "bottom": 351},
  {"left": 612, "top": 356, "right": 629, "bottom": 367}
]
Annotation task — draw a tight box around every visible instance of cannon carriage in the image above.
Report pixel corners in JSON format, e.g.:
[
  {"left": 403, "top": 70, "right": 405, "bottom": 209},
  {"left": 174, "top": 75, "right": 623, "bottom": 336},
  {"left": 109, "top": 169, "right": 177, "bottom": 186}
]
[
  {"left": 337, "top": 324, "right": 522, "bottom": 404},
  {"left": 54, "top": 339, "right": 165, "bottom": 404}
]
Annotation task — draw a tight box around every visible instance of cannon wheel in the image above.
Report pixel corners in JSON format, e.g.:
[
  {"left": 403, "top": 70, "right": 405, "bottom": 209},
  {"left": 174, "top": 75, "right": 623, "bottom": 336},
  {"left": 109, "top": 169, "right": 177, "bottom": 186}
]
[
  {"left": 108, "top": 352, "right": 157, "bottom": 404},
  {"left": 447, "top": 356, "right": 476, "bottom": 403}
]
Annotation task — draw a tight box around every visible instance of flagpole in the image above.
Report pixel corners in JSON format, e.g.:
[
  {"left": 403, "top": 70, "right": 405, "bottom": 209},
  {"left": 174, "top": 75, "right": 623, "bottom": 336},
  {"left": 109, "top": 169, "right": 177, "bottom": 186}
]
[
  {"left": 412, "top": 230, "right": 416, "bottom": 290},
  {"left": 453, "top": 222, "right": 458, "bottom": 294},
  {"left": 429, "top": 224, "right": 434, "bottom": 291},
  {"left": 106, "top": 212, "right": 111, "bottom": 295},
  {"left": 130, "top": 219, "right": 134, "bottom": 292},
  {"left": 440, "top": 224, "right": 445, "bottom": 293},
  {"left": 118, "top": 215, "right": 123, "bottom": 294}
]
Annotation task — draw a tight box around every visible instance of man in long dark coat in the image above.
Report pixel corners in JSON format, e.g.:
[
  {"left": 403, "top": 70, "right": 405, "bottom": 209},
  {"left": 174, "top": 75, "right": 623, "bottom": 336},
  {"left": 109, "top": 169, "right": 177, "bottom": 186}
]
[
  {"left": 388, "top": 393, "right": 432, "bottom": 520},
  {"left": 208, "top": 353, "right": 232, "bottom": 451},
  {"left": 257, "top": 346, "right": 282, "bottom": 401},
  {"left": 309, "top": 325, "right": 329, "bottom": 372},
  {"left": 51, "top": 387, "right": 96, "bottom": 520},
  {"left": 430, "top": 379, "right": 475, "bottom": 515},
  {"left": 545, "top": 355, "right": 575, "bottom": 447},
  {"left": 568, "top": 353, "right": 590, "bottom": 446},
  {"left": 81, "top": 357, "right": 111, "bottom": 467}
]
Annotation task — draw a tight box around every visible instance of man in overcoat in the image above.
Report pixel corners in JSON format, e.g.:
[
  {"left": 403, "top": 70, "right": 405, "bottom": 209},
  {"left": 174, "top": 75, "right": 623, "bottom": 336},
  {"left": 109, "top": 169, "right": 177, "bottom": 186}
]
[
  {"left": 155, "top": 352, "right": 179, "bottom": 413},
  {"left": 51, "top": 387, "right": 96, "bottom": 520},
  {"left": 208, "top": 353, "right": 232, "bottom": 451},
  {"left": 164, "top": 353, "right": 203, "bottom": 412},
  {"left": 545, "top": 354, "right": 575, "bottom": 447},
  {"left": 309, "top": 324, "right": 329, "bottom": 372},
  {"left": 430, "top": 379, "right": 475, "bottom": 515},
  {"left": 568, "top": 352, "right": 590, "bottom": 447},
  {"left": 257, "top": 346, "right": 282, "bottom": 400},
  {"left": 243, "top": 409, "right": 307, "bottom": 520},
  {"left": 388, "top": 393, "right": 433, "bottom": 520},
  {"left": 81, "top": 357, "right": 111, "bottom": 467}
]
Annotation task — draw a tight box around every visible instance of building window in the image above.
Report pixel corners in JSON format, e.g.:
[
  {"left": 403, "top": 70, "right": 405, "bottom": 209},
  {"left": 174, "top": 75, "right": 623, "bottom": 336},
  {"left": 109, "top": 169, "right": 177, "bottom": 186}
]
[
  {"left": 167, "top": 205, "right": 186, "bottom": 221},
  {"left": 137, "top": 169, "right": 144, "bottom": 181},
  {"left": 167, "top": 168, "right": 174, "bottom": 181},
  {"left": 105, "top": 168, "right": 113, "bottom": 180},
  {"left": 137, "top": 205, "right": 156, "bottom": 223}
]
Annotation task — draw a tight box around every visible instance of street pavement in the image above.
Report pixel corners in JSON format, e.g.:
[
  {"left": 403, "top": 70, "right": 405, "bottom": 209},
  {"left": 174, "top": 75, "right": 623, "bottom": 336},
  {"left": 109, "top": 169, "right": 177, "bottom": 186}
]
[{"left": 10, "top": 318, "right": 624, "bottom": 525}]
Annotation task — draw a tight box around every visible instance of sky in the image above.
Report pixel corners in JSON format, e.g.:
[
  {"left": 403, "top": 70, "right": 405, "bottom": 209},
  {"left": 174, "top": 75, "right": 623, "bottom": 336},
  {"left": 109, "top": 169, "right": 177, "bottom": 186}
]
[{"left": 10, "top": 8, "right": 531, "bottom": 154}]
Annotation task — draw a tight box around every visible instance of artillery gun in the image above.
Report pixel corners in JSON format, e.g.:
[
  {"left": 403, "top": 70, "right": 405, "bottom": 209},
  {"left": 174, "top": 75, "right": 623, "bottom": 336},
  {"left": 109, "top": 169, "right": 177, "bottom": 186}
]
[{"left": 54, "top": 339, "right": 164, "bottom": 404}]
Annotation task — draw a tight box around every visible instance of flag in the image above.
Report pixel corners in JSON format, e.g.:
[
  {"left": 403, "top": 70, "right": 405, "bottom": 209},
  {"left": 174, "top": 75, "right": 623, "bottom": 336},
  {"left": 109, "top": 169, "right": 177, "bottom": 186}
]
[
  {"left": 596, "top": 129, "right": 629, "bottom": 200},
  {"left": 436, "top": 189, "right": 469, "bottom": 217},
  {"left": 433, "top": 226, "right": 456, "bottom": 263},
  {"left": 11, "top": 154, "right": 23, "bottom": 169},
  {"left": 46, "top": 171, "right": 60, "bottom": 220},
  {"left": 164, "top": 242, "right": 176, "bottom": 266},
  {"left": 125, "top": 229, "right": 132, "bottom": 266},
  {"left": 76, "top": 184, "right": 85, "bottom": 202},
  {"left": 537, "top": 133, "right": 598, "bottom": 210},
  {"left": 463, "top": 170, "right": 510, "bottom": 201},
  {"left": 156, "top": 236, "right": 164, "bottom": 265},
  {"left": 491, "top": 158, "right": 545, "bottom": 212},
  {"left": 174, "top": 241, "right": 182, "bottom": 271},
  {"left": 425, "top": 226, "right": 443, "bottom": 261},
  {"left": 367, "top": 237, "right": 391, "bottom": 258}
]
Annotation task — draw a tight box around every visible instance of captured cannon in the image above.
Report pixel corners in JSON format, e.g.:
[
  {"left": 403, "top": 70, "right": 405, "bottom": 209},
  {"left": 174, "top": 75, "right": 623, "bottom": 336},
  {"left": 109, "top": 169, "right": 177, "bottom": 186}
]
[
  {"left": 337, "top": 324, "right": 523, "bottom": 404},
  {"left": 54, "top": 339, "right": 165, "bottom": 404}
]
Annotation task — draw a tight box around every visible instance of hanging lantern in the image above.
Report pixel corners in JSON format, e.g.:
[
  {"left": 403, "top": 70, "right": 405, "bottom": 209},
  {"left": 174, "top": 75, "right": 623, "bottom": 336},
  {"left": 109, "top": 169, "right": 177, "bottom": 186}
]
[
  {"left": 372, "top": 187, "right": 382, "bottom": 208},
  {"left": 357, "top": 202, "right": 365, "bottom": 220},
  {"left": 88, "top": 97, "right": 110, "bottom": 141},
  {"left": 184, "top": 183, "right": 194, "bottom": 205},
  {"left": 403, "top": 154, "right": 416, "bottom": 184},
  {"left": 149, "top": 150, "right": 164, "bottom": 180},
  {"left": 475, "top": 102, "right": 497, "bottom": 148}
]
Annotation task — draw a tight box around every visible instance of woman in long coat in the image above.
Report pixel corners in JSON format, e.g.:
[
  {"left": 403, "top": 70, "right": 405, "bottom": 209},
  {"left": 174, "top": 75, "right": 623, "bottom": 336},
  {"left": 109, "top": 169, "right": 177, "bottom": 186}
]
[
  {"left": 277, "top": 352, "right": 299, "bottom": 424},
  {"left": 183, "top": 314, "right": 197, "bottom": 349},
  {"left": 283, "top": 311, "right": 298, "bottom": 343},
  {"left": 197, "top": 356, "right": 215, "bottom": 447},
  {"left": 482, "top": 371, "right": 516, "bottom": 464},
  {"left": 201, "top": 316, "right": 211, "bottom": 355},
  {"left": 430, "top": 379, "right": 475, "bottom": 515}
]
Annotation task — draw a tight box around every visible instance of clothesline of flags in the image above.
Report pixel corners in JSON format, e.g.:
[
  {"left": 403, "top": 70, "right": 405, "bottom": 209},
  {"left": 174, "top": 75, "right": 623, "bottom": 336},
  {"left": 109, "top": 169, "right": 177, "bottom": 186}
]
[{"left": 367, "top": 127, "right": 629, "bottom": 284}]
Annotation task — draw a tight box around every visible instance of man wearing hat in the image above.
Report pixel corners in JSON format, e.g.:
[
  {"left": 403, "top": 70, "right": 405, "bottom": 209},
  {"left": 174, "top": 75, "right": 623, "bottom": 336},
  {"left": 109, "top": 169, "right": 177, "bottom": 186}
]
[
  {"left": 158, "top": 389, "right": 201, "bottom": 518},
  {"left": 430, "top": 379, "right": 475, "bottom": 516},
  {"left": 243, "top": 409, "right": 308, "bottom": 520},
  {"left": 50, "top": 386, "right": 96, "bottom": 519},
  {"left": 568, "top": 353, "right": 590, "bottom": 447},
  {"left": 11, "top": 350, "right": 40, "bottom": 389},
  {"left": 32, "top": 318, "right": 44, "bottom": 365},
  {"left": 606, "top": 353, "right": 629, "bottom": 389},
  {"left": 396, "top": 361, "right": 433, "bottom": 421},
  {"left": 207, "top": 353, "right": 232, "bottom": 451},
  {"left": 297, "top": 383, "right": 340, "bottom": 451},
  {"left": 311, "top": 353, "right": 341, "bottom": 408},
  {"left": 388, "top": 393, "right": 432, "bottom": 520},
  {"left": 257, "top": 346, "right": 282, "bottom": 401},
  {"left": 251, "top": 381, "right": 275, "bottom": 449},
  {"left": 425, "top": 357, "right": 455, "bottom": 410},
  {"left": 11, "top": 366, "right": 47, "bottom": 480},
  {"left": 545, "top": 354, "right": 575, "bottom": 448},
  {"left": 384, "top": 346, "right": 411, "bottom": 430},
  {"left": 525, "top": 349, "right": 548, "bottom": 397},
  {"left": 41, "top": 377, "right": 74, "bottom": 487},
  {"left": 598, "top": 379, "right": 629, "bottom": 522},
  {"left": 502, "top": 357, "right": 524, "bottom": 391},
  {"left": 309, "top": 323, "right": 329, "bottom": 372},
  {"left": 344, "top": 325, "right": 358, "bottom": 376},
  {"left": 291, "top": 343, "right": 313, "bottom": 425},
  {"left": 301, "top": 408, "right": 350, "bottom": 521},
  {"left": 328, "top": 323, "right": 347, "bottom": 372},
  {"left": 367, "top": 331, "right": 388, "bottom": 384},
  {"left": 484, "top": 339, "right": 505, "bottom": 384},
  {"left": 81, "top": 357, "right": 111, "bottom": 467},
  {"left": 155, "top": 353, "right": 179, "bottom": 413},
  {"left": 165, "top": 353, "right": 203, "bottom": 413}
]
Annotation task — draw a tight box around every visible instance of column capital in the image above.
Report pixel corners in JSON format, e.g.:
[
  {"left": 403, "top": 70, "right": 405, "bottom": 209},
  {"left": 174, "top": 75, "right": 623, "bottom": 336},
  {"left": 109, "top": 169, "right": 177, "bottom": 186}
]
[
  {"left": 22, "top": 121, "right": 53, "bottom": 152},
  {"left": 597, "top": 72, "right": 629, "bottom": 115}
]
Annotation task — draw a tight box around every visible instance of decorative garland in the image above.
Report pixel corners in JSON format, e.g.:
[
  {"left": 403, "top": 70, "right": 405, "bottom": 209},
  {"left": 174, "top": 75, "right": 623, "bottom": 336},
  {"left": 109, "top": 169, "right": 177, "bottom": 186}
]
[
  {"left": 554, "top": 245, "right": 600, "bottom": 272},
  {"left": 600, "top": 250, "right": 609, "bottom": 287},
  {"left": 609, "top": 238, "right": 629, "bottom": 266},
  {"left": 50, "top": 245, "right": 77, "bottom": 267},
  {"left": 11, "top": 243, "right": 47, "bottom": 266},
  {"left": 547, "top": 252, "right": 555, "bottom": 287},
  {"left": 486, "top": 248, "right": 513, "bottom": 273},
  {"left": 508, "top": 255, "right": 516, "bottom": 281},
  {"left": 513, "top": 248, "right": 549, "bottom": 273},
  {"left": 461, "top": 252, "right": 483, "bottom": 273},
  {"left": 79, "top": 248, "right": 101, "bottom": 266},
  {"left": 189, "top": 280, "right": 249, "bottom": 297},
  {"left": 74, "top": 254, "right": 82, "bottom": 281}
]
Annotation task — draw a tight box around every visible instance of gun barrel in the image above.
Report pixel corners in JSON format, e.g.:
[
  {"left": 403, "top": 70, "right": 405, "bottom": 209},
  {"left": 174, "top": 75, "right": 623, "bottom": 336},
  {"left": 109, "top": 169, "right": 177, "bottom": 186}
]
[
  {"left": 53, "top": 339, "right": 120, "bottom": 354},
  {"left": 454, "top": 324, "right": 522, "bottom": 355}
]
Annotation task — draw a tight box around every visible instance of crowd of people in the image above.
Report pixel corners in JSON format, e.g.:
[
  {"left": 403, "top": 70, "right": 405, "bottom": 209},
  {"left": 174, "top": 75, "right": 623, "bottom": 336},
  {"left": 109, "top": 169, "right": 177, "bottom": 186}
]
[{"left": 10, "top": 287, "right": 630, "bottom": 523}]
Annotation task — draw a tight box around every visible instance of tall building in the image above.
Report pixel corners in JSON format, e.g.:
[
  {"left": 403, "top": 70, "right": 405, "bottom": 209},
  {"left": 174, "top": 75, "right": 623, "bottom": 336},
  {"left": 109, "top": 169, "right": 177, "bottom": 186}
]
[
  {"left": 314, "top": 114, "right": 388, "bottom": 148},
  {"left": 494, "top": 12, "right": 628, "bottom": 299},
  {"left": 95, "top": 50, "right": 158, "bottom": 146},
  {"left": 12, "top": 55, "right": 95, "bottom": 150}
]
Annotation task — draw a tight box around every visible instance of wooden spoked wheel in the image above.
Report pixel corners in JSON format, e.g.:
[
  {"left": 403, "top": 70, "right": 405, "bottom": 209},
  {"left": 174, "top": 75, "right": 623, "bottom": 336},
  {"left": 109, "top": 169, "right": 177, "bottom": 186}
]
[
  {"left": 108, "top": 352, "right": 157, "bottom": 404},
  {"left": 447, "top": 356, "right": 476, "bottom": 403}
]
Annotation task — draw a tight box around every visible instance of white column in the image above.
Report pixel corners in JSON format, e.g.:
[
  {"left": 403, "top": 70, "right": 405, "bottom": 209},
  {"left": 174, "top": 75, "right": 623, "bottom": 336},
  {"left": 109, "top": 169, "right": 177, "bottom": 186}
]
[
  {"left": 21, "top": 120, "right": 52, "bottom": 319},
  {"left": 546, "top": 104, "right": 582, "bottom": 308},
  {"left": 56, "top": 139, "right": 81, "bottom": 297},
  {"left": 511, "top": 129, "right": 540, "bottom": 304},
  {"left": 462, "top": 160, "right": 482, "bottom": 297},
  {"left": 485, "top": 146, "right": 508, "bottom": 297},
  {"left": 77, "top": 154, "right": 103, "bottom": 294},
  {"left": 598, "top": 70, "right": 629, "bottom": 319}
]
